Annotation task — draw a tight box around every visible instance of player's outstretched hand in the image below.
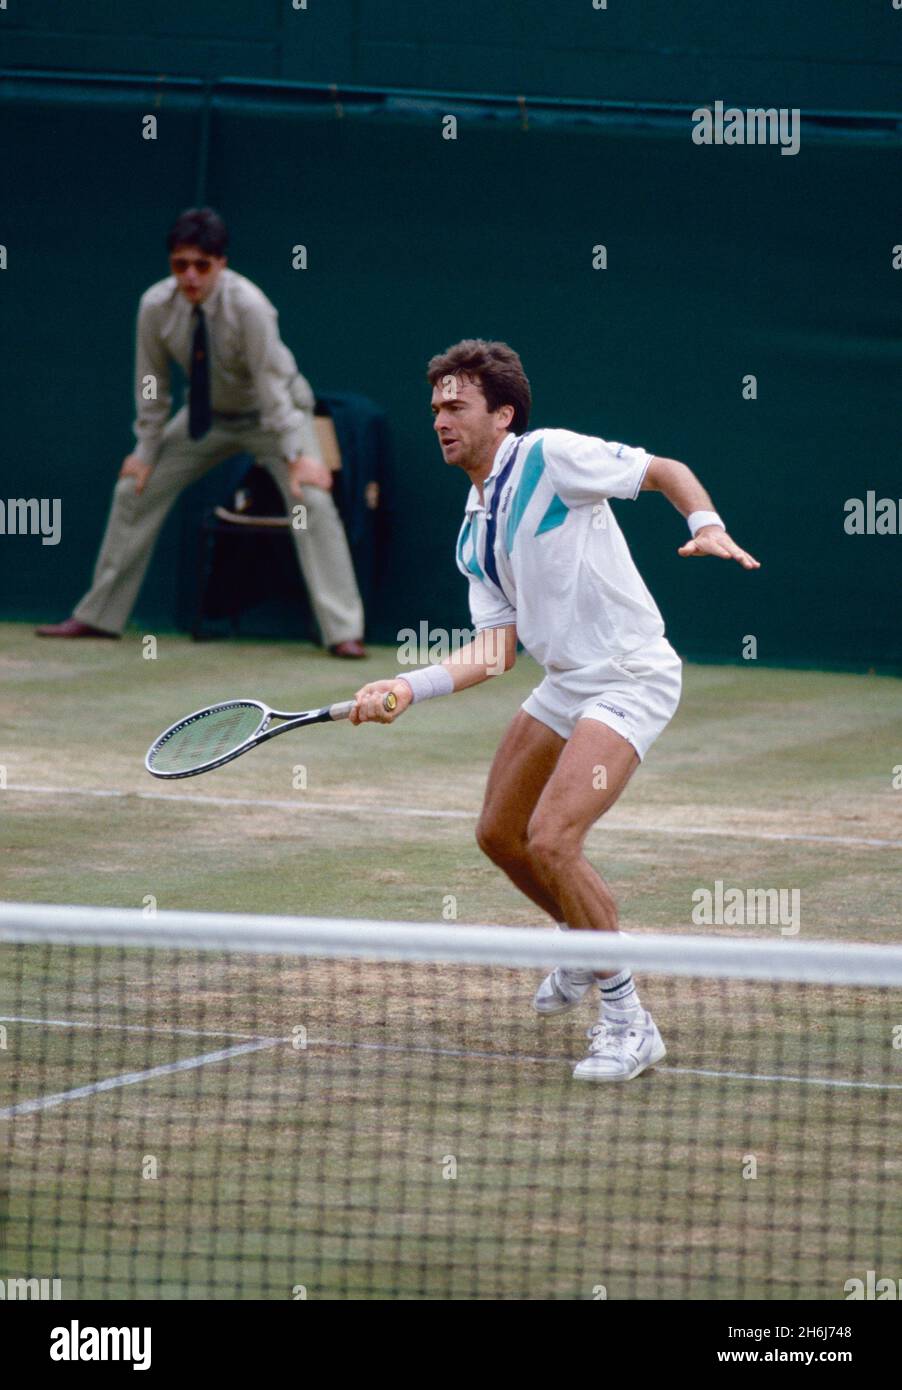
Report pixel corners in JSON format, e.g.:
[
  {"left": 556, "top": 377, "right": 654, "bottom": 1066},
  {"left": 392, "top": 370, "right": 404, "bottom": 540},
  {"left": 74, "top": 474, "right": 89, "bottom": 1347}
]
[
  {"left": 350, "top": 678, "right": 413, "bottom": 725},
  {"left": 678, "top": 526, "right": 760, "bottom": 569}
]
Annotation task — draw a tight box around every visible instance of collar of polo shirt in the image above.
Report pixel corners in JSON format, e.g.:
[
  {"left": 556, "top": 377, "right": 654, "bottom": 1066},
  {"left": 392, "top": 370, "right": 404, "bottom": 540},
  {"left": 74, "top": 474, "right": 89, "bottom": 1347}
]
[{"left": 464, "top": 433, "right": 519, "bottom": 516}]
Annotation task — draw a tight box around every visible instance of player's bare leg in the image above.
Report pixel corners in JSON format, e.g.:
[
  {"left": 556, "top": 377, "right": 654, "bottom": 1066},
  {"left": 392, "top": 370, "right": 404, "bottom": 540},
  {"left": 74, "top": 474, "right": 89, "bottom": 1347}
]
[
  {"left": 475, "top": 708, "right": 568, "bottom": 922},
  {"left": 478, "top": 713, "right": 639, "bottom": 932},
  {"left": 476, "top": 712, "right": 634, "bottom": 1021},
  {"left": 524, "top": 717, "right": 665, "bottom": 1079},
  {"left": 525, "top": 718, "right": 639, "bottom": 934},
  {"left": 513, "top": 718, "right": 636, "bottom": 1014}
]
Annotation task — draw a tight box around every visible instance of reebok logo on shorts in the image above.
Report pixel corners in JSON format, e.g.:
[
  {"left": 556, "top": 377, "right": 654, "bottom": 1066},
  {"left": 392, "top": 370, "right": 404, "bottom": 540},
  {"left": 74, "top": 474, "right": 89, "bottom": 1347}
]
[{"left": 595, "top": 700, "right": 628, "bottom": 721}]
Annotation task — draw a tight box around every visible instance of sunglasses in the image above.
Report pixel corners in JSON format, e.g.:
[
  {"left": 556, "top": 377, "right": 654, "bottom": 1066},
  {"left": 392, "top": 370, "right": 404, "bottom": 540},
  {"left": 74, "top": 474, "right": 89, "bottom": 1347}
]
[{"left": 170, "top": 257, "right": 214, "bottom": 274}]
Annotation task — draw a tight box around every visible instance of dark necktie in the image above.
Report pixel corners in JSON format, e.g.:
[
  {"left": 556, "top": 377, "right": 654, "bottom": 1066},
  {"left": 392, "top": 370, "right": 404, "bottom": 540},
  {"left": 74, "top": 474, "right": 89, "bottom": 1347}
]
[{"left": 189, "top": 306, "right": 212, "bottom": 440}]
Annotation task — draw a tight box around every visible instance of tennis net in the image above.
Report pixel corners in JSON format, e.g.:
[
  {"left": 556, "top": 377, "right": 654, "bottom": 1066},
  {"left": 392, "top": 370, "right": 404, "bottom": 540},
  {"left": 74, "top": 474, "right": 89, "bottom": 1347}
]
[{"left": 2, "top": 903, "right": 900, "bottom": 1301}]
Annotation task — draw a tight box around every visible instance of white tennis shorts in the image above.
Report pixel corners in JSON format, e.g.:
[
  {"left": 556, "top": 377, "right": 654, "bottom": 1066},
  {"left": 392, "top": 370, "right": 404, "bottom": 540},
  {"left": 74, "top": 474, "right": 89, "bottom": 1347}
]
[{"left": 521, "top": 636, "right": 682, "bottom": 760}]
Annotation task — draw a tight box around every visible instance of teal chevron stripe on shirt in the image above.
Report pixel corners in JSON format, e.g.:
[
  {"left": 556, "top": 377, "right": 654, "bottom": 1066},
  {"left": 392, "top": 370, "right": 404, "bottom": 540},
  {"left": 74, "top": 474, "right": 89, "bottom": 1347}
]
[
  {"left": 504, "top": 439, "right": 546, "bottom": 553},
  {"left": 535, "top": 492, "right": 569, "bottom": 536},
  {"left": 458, "top": 517, "right": 484, "bottom": 578}
]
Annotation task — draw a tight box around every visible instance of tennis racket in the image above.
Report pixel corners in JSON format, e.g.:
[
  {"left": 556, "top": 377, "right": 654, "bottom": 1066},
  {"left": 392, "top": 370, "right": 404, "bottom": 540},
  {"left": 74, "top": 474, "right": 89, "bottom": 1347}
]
[{"left": 145, "top": 692, "right": 397, "bottom": 780}]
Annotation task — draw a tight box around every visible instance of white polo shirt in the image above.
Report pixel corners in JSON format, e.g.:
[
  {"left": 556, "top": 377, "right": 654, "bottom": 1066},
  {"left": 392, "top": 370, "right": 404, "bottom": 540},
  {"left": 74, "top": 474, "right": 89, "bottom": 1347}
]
[{"left": 455, "top": 429, "right": 667, "bottom": 671}]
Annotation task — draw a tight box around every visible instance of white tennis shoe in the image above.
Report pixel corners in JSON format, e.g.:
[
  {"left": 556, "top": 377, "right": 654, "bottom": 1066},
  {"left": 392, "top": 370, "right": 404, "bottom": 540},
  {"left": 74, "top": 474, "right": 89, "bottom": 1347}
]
[
  {"left": 572, "top": 1011, "right": 666, "bottom": 1081},
  {"left": 533, "top": 966, "right": 596, "bottom": 1015}
]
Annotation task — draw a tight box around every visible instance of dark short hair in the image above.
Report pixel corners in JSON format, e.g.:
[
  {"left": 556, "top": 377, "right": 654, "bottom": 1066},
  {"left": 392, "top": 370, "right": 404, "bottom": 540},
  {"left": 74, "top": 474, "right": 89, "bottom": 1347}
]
[
  {"left": 166, "top": 207, "right": 229, "bottom": 257},
  {"left": 426, "top": 339, "right": 531, "bottom": 434}
]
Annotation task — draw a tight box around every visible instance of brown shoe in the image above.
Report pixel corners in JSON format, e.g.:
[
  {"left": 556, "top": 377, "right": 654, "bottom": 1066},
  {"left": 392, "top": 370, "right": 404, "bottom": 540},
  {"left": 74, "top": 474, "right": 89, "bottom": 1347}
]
[
  {"left": 329, "top": 639, "right": 367, "bottom": 659},
  {"left": 35, "top": 618, "right": 120, "bottom": 639}
]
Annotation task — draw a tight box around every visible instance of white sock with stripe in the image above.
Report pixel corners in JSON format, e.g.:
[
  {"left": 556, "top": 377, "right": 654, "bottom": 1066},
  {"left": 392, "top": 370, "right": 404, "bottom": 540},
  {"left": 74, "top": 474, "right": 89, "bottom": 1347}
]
[{"left": 598, "top": 965, "right": 644, "bottom": 1025}]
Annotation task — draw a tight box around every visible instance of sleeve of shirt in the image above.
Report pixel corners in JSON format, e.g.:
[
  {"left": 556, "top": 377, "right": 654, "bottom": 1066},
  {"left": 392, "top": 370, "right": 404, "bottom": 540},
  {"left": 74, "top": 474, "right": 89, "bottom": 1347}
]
[
  {"left": 466, "top": 572, "right": 517, "bottom": 632},
  {"left": 132, "top": 298, "right": 172, "bottom": 467},
  {"left": 539, "top": 428, "right": 652, "bottom": 506},
  {"left": 240, "top": 298, "right": 309, "bottom": 460}
]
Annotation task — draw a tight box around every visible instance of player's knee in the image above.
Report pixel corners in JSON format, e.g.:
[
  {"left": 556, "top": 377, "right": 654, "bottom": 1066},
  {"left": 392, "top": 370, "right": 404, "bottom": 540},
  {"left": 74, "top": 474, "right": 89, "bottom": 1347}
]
[
  {"left": 475, "top": 817, "right": 523, "bottom": 865},
  {"left": 526, "top": 820, "right": 577, "bottom": 876}
]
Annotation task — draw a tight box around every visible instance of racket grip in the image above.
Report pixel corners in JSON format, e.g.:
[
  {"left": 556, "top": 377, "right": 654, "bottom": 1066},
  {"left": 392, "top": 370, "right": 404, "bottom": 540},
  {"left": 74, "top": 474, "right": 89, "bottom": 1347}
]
[
  {"left": 328, "top": 693, "right": 397, "bottom": 721},
  {"left": 328, "top": 700, "right": 357, "bottom": 721}
]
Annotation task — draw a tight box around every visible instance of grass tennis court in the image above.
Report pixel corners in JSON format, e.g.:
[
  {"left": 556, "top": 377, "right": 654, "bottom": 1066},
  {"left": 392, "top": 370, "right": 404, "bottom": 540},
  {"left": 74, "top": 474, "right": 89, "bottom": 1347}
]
[
  {"left": 1, "top": 623, "right": 899, "bottom": 930},
  {"left": 4, "top": 945, "right": 899, "bottom": 1299},
  {"left": 1, "top": 622, "right": 901, "bottom": 1298}
]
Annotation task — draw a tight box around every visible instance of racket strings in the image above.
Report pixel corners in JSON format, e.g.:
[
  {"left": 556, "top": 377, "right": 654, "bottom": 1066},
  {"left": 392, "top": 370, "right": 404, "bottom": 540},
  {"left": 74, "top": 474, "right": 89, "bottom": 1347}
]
[{"left": 150, "top": 703, "right": 264, "bottom": 774}]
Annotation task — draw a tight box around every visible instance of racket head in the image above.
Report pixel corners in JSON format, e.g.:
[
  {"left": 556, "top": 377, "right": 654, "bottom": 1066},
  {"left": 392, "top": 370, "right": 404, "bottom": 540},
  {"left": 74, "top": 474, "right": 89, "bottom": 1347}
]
[{"left": 145, "top": 700, "right": 269, "bottom": 779}]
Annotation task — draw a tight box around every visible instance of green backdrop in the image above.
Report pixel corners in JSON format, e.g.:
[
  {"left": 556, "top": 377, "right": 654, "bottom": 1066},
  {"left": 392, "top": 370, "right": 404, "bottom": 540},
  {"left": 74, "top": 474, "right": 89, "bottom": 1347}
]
[
  {"left": 3, "top": 1, "right": 899, "bottom": 113},
  {"left": 1, "top": 16, "right": 900, "bottom": 669}
]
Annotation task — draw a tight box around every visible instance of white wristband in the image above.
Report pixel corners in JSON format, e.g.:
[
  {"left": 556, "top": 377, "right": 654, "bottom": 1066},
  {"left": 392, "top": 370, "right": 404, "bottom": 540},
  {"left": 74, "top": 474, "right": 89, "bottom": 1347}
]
[
  {"left": 398, "top": 665, "right": 455, "bottom": 703},
  {"left": 687, "top": 509, "right": 725, "bottom": 537}
]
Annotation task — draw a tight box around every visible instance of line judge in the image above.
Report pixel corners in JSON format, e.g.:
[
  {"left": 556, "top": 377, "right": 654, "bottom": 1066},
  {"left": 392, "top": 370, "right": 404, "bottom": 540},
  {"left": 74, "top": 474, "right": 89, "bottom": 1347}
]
[{"left": 38, "top": 207, "right": 366, "bottom": 657}]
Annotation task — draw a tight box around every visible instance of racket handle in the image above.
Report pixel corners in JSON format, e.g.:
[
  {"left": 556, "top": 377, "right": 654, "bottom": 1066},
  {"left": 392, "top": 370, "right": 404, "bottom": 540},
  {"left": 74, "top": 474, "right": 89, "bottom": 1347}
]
[
  {"left": 328, "top": 692, "right": 397, "bottom": 721},
  {"left": 328, "top": 700, "right": 356, "bottom": 720}
]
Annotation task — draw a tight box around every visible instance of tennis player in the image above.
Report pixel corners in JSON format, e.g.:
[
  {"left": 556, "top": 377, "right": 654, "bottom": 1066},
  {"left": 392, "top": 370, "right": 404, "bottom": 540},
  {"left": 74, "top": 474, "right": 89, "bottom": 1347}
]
[{"left": 352, "top": 339, "right": 759, "bottom": 1081}]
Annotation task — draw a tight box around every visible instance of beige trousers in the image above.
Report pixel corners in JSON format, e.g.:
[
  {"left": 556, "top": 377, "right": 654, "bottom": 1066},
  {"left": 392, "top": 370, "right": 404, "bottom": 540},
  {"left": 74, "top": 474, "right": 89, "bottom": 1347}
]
[{"left": 74, "top": 406, "right": 364, "bottom": 644}]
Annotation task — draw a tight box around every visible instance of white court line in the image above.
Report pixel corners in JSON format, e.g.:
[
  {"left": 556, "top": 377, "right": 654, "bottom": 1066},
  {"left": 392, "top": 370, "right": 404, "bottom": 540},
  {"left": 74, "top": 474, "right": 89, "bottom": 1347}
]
[
  {"left": 0, "top": 1036, "right": 284, "bottom": 1119},
  {"left": 7, "top": 782, "right": 902, "bottom": 849},
  {"left": 319, "top": 1039, "right": 902, "bottom": 1092},
  {"left": 4, "top": 1015, "right": 899, "bottom": 1102},
  {"left": 0, "top": 1014, "right": 259, "bottom": 1041},
  {"left": 660, "top": 1064, "right": 902, "bottom": 1092}
]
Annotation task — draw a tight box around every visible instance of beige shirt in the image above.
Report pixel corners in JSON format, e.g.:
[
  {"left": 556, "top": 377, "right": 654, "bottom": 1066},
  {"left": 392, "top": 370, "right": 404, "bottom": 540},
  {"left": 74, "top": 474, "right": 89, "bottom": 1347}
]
[{"left": 132, "top": 267, "right": 316, "bottom": 465}]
